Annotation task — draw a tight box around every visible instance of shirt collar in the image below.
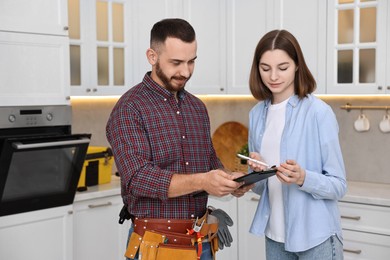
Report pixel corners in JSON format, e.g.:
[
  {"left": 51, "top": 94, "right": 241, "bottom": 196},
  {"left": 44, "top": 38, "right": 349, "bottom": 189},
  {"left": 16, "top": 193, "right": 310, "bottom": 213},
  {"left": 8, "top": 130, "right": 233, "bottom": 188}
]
[
  {"left": 143, "top": 72, "right": 187, "bottom": 101},
  {"left": 264, "top": 95, "right": 299, "bottom": 109}
]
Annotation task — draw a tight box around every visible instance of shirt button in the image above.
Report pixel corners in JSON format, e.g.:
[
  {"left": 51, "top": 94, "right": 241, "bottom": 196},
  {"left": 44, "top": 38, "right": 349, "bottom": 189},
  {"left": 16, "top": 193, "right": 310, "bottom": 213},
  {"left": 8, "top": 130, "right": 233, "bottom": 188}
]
[
  {"left": 185, "top": 162, "right": 189, "bottom": 165},
  {"left": 176, "top": 111, "right": 180, "bottom": 115},
  {"left": 182, "top": 136, "right": 186, "bottom": 139},
  {"left": 191, "top": 214, "right": 195, "bottom": 218},
  {"left": 164, "top": 98, "right": 167, "bottom": 101}
]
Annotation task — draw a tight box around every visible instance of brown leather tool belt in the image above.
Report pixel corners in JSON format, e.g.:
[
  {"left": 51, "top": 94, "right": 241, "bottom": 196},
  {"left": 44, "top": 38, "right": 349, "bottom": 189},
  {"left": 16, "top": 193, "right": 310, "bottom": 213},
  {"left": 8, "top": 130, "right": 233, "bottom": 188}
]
[{"left": 125, "top": 213, "right": 219, "bottom": 260}]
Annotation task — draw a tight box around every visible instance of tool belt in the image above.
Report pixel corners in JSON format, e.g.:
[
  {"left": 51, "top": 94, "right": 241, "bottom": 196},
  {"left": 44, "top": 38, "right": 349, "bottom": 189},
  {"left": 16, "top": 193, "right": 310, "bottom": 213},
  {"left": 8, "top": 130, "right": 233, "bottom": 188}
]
[{"left": 125, "top": 212, "right": 219, "bottom": 260}]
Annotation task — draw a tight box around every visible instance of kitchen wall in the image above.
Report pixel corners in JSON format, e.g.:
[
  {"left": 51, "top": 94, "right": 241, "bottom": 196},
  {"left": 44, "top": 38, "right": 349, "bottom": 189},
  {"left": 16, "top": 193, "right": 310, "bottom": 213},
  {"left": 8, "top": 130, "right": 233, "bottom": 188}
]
[{"left": 71, "top": 95, "right": 390, "bottom": 185}]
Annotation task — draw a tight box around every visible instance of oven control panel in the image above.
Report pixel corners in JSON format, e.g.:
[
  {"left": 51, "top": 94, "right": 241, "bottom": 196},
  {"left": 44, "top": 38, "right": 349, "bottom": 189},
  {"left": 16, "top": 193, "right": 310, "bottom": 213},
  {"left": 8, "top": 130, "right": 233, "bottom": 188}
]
[{"left": 0, "top": 105, "right": 71, "bottom": 128}]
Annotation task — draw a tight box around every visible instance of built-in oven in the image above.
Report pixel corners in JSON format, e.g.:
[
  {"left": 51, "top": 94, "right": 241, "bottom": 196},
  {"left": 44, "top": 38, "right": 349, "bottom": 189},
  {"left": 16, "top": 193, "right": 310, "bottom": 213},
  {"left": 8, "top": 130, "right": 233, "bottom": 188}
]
[{"left": 0, "top": 105, "right": 91, "bottom": 216}]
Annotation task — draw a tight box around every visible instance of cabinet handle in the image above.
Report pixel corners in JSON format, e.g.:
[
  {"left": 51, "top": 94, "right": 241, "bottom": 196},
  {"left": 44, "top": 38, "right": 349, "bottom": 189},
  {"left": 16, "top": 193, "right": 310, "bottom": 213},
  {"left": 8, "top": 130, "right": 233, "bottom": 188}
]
[
  {"left": 88, "top": 202, "right": 112, "bottom": 208},
  {"left": 250, "top": 197, "right": 260, "bottom": 202},
  {"left": 378, "top": 86, "right": 383, "bottom": 90},
  {"left": 341, "top": 215, "right": 361, "bottom": 221},
  {"left": 343, "top": 248, "right": 362, "bottom": 254}
]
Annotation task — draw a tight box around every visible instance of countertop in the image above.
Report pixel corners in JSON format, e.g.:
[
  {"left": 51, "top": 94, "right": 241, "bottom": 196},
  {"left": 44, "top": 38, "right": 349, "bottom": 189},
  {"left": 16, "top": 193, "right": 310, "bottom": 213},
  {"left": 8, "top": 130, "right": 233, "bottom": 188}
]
[
  {"left": 340, "top": 181, "right": 390, "bottom": 207},
  {"left": 74, "top": 176, "right": 390, "bottom": 207},
  {"left": 74, "top": 175, "right": 121, "bottom": 202}
]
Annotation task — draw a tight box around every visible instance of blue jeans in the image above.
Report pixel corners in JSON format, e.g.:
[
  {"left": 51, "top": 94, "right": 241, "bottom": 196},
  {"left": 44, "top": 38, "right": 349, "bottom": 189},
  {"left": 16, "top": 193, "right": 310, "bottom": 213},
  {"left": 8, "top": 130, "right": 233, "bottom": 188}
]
[
  {"left": 265, "top": 235, "right": 343, "bottom": 260},
  {"left": 126, "top": 225, "right": 213, "bottom": 260}
]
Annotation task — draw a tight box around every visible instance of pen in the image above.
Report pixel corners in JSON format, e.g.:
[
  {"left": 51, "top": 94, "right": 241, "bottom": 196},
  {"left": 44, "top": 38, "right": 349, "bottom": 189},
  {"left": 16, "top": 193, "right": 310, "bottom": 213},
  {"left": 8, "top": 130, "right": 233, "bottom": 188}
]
[{"left": 236, "top": 154, "right": 270, "bottom": 168}]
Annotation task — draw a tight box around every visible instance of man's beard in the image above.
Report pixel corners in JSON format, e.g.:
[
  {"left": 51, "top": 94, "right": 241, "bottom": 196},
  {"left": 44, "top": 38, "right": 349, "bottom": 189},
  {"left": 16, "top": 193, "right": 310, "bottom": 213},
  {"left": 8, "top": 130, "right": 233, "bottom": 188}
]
[{"left": 155, "top": 62, "right": 190, "bottom": 92}]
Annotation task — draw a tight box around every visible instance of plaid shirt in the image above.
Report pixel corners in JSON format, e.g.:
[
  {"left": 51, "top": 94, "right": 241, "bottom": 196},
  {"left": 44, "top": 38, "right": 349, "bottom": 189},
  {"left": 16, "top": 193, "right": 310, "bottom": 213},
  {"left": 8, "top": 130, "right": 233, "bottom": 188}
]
[{"left": 106, "top": 73, "right": 223, "bottom": 219}]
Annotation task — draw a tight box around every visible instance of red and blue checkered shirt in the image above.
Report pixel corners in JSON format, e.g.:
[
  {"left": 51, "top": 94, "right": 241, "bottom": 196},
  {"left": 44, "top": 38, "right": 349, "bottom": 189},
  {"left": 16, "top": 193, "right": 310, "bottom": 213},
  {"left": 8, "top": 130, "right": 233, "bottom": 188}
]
[{"left": 106, "top": 73, "right": 223, "bottom": 219}]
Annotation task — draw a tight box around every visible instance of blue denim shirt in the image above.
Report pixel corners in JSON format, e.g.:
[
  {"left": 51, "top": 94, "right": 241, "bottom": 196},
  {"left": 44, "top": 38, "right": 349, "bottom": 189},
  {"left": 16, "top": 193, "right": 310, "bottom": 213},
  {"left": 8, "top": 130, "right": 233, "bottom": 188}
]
[{"left": 248, "top": 94, "right": 347, "bottom": 252}]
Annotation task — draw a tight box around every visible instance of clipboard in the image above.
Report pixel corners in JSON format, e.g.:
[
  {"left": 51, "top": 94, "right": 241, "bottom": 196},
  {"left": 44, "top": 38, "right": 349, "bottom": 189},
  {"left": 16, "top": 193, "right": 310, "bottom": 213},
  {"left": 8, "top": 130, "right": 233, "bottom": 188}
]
[{"left": 234, "top": 168, "right": 277, "bottom": 186}]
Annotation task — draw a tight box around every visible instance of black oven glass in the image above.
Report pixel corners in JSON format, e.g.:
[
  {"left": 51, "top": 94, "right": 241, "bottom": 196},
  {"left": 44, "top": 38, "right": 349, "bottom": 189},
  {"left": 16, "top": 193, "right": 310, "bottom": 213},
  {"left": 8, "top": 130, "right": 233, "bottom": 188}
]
[
  {"left": 3, "top": 147, "right": 75, "bottom": 201},
  {"left": 0, "top": 134, "right": 91, "bottom": 216}
]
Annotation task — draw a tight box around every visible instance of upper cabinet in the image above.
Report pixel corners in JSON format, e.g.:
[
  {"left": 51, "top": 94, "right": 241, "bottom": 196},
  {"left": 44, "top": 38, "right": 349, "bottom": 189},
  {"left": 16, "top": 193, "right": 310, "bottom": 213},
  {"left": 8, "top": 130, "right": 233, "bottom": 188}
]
[
  {"left": 68, "top": 0, "right": 269, "bottom": 96},
  {"left": 327, "top": 0, "right": 390, "bottom": 94},
  {"left": 0, "top": 0, "right": 71, "bottom": 106},
  {"left": 0, "top": 0, "right": 68, "bottom": 36},
  {"left": 78, "top": 0, "right": 390, "bottom": 96},
  {"left": 273, "top": 0, "right": 327, "bottom": 94}
]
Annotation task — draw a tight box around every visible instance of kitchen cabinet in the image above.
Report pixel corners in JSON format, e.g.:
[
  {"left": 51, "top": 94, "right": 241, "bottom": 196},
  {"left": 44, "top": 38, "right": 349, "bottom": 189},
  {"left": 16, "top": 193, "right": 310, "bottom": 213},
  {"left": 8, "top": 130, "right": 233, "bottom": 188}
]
[
  {"left": 73, "top": 194, "right": 130, "bottom": 260},
  {"left": 0, "top": 0, "right": 70, "bottom": 106},
  {"left": 339, "top": 201, "right": 390, "bottom": 259},
  {"left": 0, "top": 0, "right": 68, "bottom": 35},
  {"left": 208, "top": 192, "right": 266, "bottom": 260},
  {"left": 193, "top": 0, "right": 268, "bottom": 95},
  {"left": 326, "top": 0, "right": 390, "bottom": 94},
  {"left": 237, "top": 191, "right": 266, "bottom": 260},
  {"left": 273, "top": 0, "right": 327, "bottom": 94},
  {"left": 207, "top": 195, "right": 238, "bottom": 260},
  {"left": 0, "top": 205, "right": 73, "bottom": 260},
  {"left": 68, "top": 0, "right": 269, "bottom": 96}
]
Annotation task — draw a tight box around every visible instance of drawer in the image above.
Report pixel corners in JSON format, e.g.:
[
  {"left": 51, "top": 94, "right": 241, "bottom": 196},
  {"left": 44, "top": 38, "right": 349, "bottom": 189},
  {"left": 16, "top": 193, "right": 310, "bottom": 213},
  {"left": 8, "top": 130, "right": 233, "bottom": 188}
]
[
  {"left": 343, "top": 229, "right": 390, "bottom": 260},
  {"left": 338, "top": 201, "right": 390, "bottom": 235}
]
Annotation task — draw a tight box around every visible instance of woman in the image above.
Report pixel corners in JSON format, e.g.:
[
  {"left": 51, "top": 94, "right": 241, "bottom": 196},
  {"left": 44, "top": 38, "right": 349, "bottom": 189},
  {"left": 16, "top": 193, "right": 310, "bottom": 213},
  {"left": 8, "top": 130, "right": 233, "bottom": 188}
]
[{"left": 247, "top": 29, "right": 347, "bottom": 259}]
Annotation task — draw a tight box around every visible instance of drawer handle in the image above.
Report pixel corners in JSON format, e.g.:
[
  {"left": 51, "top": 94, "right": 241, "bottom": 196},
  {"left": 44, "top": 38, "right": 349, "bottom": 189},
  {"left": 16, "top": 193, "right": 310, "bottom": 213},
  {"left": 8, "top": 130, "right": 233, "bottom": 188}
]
[
  {"left": 341, "top": 215, "right": 361, "bottom": 221},
  {"left": 343, "top": 248, "right": 362, "bottom": 254},
  {"left": 250, "top": 197, "right": 260, "bottom": 202},
  {"left": 88, "top": 202, "right": 112, "bottom": 208}
]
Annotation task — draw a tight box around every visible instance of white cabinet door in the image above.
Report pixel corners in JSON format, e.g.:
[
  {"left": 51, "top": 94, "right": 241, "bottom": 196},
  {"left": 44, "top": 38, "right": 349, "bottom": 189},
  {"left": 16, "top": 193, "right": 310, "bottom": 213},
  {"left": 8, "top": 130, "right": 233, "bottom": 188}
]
[
  {"left": 182, "top": 0, "right": 228, "bottom": 95},
  {"left": 0, "top": 0, "right": 68, "bottom": 36},
  {"left": 0, "top": 31, "right": 70, "bottom": 106},
  {"left": 326, "top": 0, "right": 390, "bottom": 94},
  {"left": 73, "top": 195, "right": 130, "bottom": 260},
  {"left": 0, "top": 205, "right": 73, "bottom": 260},
  {"left": 225, "top": 0, "right": 268, "bottom": 94},
  {"left": 207, "top": 195, "right": 238, "bottom": 260},
  {"left": 343, "top": 229, "right": 390, "bottom": 260},
  {"left": 274, "top": 0, "right": 327, "bottom": 94},
  {"left": 237, "top": 191, "right": 266, "bottom": 260}
]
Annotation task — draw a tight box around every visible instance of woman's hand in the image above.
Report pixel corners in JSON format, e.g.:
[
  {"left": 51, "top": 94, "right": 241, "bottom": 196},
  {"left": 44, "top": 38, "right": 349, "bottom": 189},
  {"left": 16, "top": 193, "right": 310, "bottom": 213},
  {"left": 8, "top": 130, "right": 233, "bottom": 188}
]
[
  {"left": 276, "top": 159, "right": 306, "bottom": 186},
  {"left": 247, "top": 152, "right": 268, "bottom": 172}
]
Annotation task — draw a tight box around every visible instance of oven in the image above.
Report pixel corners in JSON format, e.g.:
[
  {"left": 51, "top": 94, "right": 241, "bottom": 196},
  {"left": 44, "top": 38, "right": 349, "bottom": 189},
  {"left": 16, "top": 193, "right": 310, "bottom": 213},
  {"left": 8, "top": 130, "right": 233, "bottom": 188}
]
[{"left": 0, "top": 105, "right": 91, "bottom": 216}]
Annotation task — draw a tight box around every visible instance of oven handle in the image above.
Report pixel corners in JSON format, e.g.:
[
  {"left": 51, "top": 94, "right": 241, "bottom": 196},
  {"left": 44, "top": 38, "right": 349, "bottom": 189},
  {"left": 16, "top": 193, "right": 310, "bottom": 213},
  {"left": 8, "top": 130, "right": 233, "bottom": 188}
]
[{"left": 12, "top": 137, "right": 91, "bottom": 150}]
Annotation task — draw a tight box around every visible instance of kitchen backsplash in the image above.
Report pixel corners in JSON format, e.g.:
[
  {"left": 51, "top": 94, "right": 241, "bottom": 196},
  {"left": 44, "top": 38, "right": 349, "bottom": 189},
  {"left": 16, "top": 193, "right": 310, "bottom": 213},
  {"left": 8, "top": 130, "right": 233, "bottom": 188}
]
[{"left": 71, "top": 95, "right": 390, "bottom": 185}]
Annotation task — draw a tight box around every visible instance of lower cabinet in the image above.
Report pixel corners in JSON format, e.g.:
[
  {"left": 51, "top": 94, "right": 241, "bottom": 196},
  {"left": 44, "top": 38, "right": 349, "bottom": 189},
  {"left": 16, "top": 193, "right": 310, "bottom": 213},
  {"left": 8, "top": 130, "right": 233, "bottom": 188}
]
[
  {"left": 339, "top": 201, "right": 390, "bottom": 259},
  {"left": 208, "top": 195, "right": 238, "bottom": 260},
  {"left": 0, "top": 205, "right": 73, "bottom": 260},
  {"left": 237, "top": 192, "right": 266, "bottom": 260},
  {"left": 208, "top": 192, "right": 266, "bottom": 260},
  {"left": 73, "top": 195, "right": 130, "bottom": 260}
]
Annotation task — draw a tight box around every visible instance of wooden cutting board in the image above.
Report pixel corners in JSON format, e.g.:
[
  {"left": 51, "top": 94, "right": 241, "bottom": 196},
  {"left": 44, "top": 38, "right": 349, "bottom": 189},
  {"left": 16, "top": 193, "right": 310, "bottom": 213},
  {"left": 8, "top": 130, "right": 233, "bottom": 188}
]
[{"left": 212, "top": 121, "right": 248, "bottom": 171}]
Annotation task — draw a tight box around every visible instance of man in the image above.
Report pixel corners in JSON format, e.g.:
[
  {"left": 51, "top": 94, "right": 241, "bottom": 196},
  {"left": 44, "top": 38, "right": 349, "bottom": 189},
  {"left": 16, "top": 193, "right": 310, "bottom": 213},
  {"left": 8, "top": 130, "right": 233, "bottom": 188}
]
[{"left": 106, "top": 18, "right": 248, "bottom": 260}]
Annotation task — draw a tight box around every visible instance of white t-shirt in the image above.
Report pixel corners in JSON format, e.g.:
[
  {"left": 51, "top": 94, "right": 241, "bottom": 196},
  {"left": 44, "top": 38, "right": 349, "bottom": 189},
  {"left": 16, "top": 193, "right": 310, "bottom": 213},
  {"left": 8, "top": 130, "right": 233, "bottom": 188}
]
[{"left": 261, "top": 98, "right": 288, "bottom": 243}]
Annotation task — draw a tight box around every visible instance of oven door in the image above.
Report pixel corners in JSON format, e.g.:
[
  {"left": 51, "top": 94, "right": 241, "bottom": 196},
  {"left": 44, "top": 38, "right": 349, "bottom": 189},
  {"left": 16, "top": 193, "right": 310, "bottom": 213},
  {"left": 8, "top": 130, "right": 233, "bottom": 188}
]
[{"left": 0, "top": 134, "right": 91, "bottom": 216}]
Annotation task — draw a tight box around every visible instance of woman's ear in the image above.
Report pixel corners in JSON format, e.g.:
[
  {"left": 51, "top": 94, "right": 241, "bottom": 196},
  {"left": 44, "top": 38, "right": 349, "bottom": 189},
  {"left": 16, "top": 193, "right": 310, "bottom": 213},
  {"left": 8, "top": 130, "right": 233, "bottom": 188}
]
[{"left": 146, "top": 48, "right": 157, "bottom": 65}]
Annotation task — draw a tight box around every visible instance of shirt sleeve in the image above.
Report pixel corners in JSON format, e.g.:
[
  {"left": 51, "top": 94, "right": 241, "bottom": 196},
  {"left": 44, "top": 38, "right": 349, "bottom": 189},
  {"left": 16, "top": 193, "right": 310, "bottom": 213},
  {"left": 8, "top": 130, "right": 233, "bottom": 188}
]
[
  {"left": 299, "top": 106, "right": 347, "bottom": 200},
  {"left": 106, "top": 104, "right": 172, "bottom": 202}
]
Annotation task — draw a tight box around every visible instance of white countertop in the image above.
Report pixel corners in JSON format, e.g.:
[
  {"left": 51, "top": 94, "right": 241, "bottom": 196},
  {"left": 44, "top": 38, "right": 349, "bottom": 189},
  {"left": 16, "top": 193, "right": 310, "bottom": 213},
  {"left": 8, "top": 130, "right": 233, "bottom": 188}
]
[
  {"left": 340, "top": 181, "right": 390, "bottom": 207},
  {"left": 74, "top": 175, "right": 121, "bottom": 202},
  {"left": 74, "top": 176, "right": 390, "bottom": 207}
]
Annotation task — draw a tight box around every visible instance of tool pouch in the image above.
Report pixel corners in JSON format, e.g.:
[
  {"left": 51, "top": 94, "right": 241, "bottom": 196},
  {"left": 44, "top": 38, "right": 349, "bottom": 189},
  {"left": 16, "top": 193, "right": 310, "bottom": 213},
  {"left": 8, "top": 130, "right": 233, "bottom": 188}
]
[
  {"left": 156, "top": 244, "right": 197, "bottom": 260},
  {"left": 126, "top": 230, "right": 197, "bottom": 260}
]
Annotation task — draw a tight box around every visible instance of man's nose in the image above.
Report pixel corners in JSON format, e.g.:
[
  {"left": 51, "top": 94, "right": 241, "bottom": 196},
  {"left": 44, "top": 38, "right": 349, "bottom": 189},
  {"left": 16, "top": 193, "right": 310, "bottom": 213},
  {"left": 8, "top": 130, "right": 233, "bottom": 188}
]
[{"left": 179, "top": 63, "right": 192, "bottom": 78}]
